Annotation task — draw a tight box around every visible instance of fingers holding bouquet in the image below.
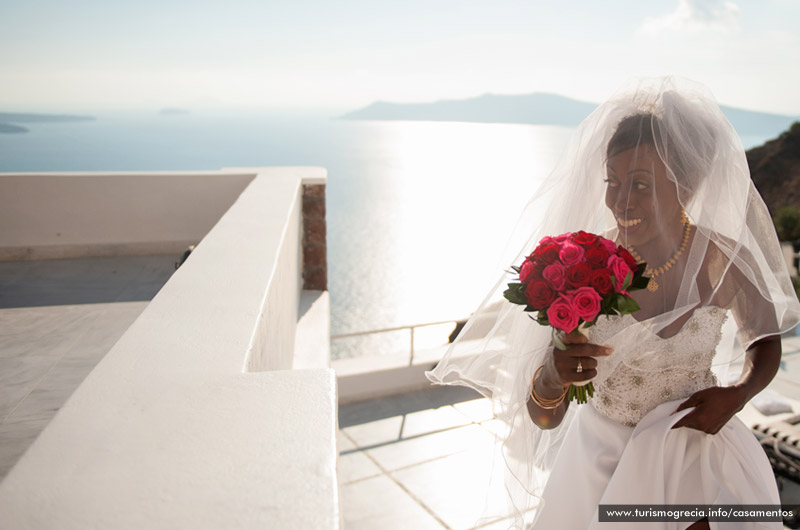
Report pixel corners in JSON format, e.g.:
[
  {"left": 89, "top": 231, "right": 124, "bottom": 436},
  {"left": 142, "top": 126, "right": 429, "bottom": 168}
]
[
  {"left": 553, "top": 331, "right": 613, "bottom": 386},
  {"left": 505, "top": 230, "right": 649, "bottom": 403}
]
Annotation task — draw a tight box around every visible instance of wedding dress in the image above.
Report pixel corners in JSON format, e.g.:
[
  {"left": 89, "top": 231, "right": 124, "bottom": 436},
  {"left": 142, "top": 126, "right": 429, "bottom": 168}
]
[{"left": 529, "top": 306, "right": 782, "bottom": 529}]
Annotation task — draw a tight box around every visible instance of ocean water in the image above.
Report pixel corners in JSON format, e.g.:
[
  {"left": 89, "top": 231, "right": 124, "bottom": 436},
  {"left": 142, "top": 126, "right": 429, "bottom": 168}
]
[{"left": 0, "top": 112, "right": 774, "bottom": 359}]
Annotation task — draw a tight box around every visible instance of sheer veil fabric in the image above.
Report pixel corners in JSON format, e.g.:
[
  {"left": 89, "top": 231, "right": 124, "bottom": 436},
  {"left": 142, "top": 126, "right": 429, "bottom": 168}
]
[{"left": 425, "top": 76, "right": 800, "bottom": 528}]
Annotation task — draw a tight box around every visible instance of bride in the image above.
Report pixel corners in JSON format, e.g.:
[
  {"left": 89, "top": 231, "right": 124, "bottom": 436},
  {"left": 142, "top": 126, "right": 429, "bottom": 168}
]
[{"left": 426, "top": 76, "right": 800, "bottom": 529}]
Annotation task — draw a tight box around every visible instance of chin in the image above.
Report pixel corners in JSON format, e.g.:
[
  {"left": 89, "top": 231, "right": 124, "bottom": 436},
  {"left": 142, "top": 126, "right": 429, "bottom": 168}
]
[{"left": 617, "top": 223, "right": 646, "bottom": 246}]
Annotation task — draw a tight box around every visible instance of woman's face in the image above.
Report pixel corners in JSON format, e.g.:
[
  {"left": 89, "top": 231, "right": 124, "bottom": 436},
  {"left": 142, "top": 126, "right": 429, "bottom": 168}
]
[{"left": 605, "top": 144, "right": 683, "bottom": 249}]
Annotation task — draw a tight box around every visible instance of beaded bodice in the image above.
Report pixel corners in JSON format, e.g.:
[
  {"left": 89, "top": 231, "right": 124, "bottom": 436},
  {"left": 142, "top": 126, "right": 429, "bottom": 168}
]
[{"left": 586, "top": 306, "right": 728, "bottom": 427}]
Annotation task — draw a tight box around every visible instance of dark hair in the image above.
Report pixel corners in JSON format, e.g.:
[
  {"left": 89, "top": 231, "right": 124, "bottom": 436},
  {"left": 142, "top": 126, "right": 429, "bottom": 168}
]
[
  {"left": 607, "top": 107, "right": 718, "bottom": 194},
  {"left": 607, "top": 113, "right": 664, "bottom": 160}
]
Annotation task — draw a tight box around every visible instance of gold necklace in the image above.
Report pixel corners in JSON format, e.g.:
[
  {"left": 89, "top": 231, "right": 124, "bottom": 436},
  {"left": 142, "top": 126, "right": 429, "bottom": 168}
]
[{"left": 626, "top": 219, "right": 691, "bottom": 292}]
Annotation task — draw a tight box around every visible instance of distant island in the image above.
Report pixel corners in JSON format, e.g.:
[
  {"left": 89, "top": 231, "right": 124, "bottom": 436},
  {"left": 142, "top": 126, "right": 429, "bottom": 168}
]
[
  {"left": 0, "top": 123, "right": 28, "bottom": 133},
  {"left": 0, "top": 112, "right": 95, "bottom": 134},
  {"left": 159, "top": 108, "right": 190, "bottom": 116},
  {"left": 342, "top": 93, "right": 798, "bottom": 136}
]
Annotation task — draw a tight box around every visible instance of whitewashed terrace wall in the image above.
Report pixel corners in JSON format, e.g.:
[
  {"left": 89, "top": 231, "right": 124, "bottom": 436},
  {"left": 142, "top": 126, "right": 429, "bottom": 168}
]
[
  {"left": 0, "top": 167, "right": 339, "bottom": 530},
  {"left": 0, "top": 170, "right": 256, "bottom": 260}
]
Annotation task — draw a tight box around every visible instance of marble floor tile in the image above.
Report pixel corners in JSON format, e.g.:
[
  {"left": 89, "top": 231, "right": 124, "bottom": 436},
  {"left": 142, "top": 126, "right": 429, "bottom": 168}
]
[
  {"left": 341, "top": 473, "right": 446, "bottom": 530},
  {"left": 366, "top": 423, "right": 496, "bottom": 472},
  {"left": 342, "top": 415, "right": 405, "bottom": 448},
  {"left": 337, "top": 429, "right": 382, "bottom": 485},
  {"left": 0, "top": 255, "right": 177, "bottom": 308},
  {"left": 478, "top": 419, "right": 510, "bottom": 440},
  {"left": 392, "top": 443, "right": 519, "bottom": 530},
  {"left": 453, "top": 397, "right": 496, "bottom": 424},
  {"left": 0, "top": 413, "right": 52, "bottom": 479},
  {"left": 343, "top": 405, "right": 473, "bottom": 449},
  {"left": 339, "top": 385, "right": 481, "bottom": 428},
  {"left": 0, "top": 356, "right": 60, "bottom": 422},
  {"left": 0, "top": 301, "right": 149, "bottom": 424},
  {"left": 0, "top": 256, "right": 174, "bottom": 482},
  {"left": 401, "top": 405, "right": 474, "bottom": 438}
]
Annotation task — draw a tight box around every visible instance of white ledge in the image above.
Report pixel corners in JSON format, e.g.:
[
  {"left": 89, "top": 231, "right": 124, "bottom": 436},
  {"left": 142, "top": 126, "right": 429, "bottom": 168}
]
[{"left": 0, "top": 167, "right": 339, "bottom": 529}]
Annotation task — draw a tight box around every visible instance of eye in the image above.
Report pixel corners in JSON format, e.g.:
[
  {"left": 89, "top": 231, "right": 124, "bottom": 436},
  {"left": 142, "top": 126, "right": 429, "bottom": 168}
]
[
  {"left": 603, "top": 177, "right": 620, "bottom": 188},
  {"left": 634, "top": 181, "right": 649, "bottom": 191}
]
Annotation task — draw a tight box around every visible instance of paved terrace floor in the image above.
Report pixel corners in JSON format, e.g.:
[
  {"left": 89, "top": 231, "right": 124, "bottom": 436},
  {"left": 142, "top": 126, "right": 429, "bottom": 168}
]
[
  {"left": 2, "top": 255, "right": 800, "bottom": 529},
  {"left": 0, "top": 254, "right": 179, "bottom": 479}
]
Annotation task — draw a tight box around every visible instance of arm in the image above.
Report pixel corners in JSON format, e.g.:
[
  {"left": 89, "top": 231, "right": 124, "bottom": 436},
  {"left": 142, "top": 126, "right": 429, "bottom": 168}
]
[
  {"left": 526, "top": 331, "right": 612, "bottom": 429},
  {"left": 672, "top": 335, "right": 782, "bottom": 434},
  {"left": 526, "top": 360, "right": 571, "bottom": 429}
]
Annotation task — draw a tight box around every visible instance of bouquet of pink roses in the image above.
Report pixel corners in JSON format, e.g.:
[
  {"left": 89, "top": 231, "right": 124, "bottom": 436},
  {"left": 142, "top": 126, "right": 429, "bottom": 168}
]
[{"left": 504, "top": 230, "right": 649, "bottom": 403}]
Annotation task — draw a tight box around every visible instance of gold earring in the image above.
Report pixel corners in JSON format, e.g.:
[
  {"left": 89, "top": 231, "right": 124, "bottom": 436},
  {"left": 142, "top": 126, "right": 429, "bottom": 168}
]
[{"left": 680, "top": 208, "right": 689, "bottom": 225}]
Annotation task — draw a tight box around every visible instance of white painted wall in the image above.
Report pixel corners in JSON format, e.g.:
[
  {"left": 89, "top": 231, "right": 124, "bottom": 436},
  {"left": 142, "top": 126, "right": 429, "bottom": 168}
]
[
  {"left": 0, "top": 170, "right": 255, "bottom": 260},
  {"left": 0, "top": 167, "right": 339, "bottom": 530}
]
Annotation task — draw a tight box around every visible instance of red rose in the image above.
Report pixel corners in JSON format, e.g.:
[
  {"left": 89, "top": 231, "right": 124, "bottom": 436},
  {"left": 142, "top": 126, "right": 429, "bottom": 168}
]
[
  {"left": 566, "top": 262, "right": 592, "bottom": 288},
  {"left": 617, "top": 247, "right": 638, "bottom": 270},
  {"left": 572, "top": 230, "right": 598, "bottom": 247},
  {"left": 585, "top": 245, "right": 610, "bottom": 269},
  {"left": 531, "top": 260, "right": 546, "bottom": 282},
  {"left": 519, "top": 260, "right": 535, "bottom": 284},
  {"left": 525, "top": 281, "right": 556, "bottom": 310},
  {"left": 590, "top": 269, "right": 614, "bottom": 296},
  {"left": 534, "top": 243, "right": 560, "bottom": 265}
]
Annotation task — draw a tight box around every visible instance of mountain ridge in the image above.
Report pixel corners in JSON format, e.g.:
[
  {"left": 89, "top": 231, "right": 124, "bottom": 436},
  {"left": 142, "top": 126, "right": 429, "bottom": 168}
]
[{"left": 342, "top": 93, "right": 797, "bottom": 135}]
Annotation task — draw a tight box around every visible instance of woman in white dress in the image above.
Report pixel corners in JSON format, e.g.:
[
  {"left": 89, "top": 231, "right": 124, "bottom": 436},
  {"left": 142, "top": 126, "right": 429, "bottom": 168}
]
[{"left": 426, "top": 77, "right": 800, "bottom": 529}]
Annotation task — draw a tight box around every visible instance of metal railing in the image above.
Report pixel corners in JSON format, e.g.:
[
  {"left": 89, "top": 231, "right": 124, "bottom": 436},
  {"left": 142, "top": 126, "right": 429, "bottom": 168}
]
[{"left": 331, "top": 318, "right": 465, "bottom": 365}]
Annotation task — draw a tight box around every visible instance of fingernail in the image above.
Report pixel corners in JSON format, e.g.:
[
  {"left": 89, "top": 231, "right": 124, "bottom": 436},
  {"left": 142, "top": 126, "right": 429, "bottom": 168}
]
[{"left": 604, "top": 347, "right": 614, "bottom": 354}]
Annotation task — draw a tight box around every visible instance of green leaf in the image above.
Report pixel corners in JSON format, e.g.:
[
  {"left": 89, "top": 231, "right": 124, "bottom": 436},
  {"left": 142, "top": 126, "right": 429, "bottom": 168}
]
[
  {"left": 616, "top": 295, "right": 641, "bottom": 314},
  {"left": 503, "top": 283, "right": 527, "bottom": 305},
  {"left": 511, "top": 265, "right": 521, "bottom": 274},
  {"left": 630, "top": 274, "right": 650, "bottom": 291},
  {"left": 622, "top": 271, "right": 632, "bottom": 290}
]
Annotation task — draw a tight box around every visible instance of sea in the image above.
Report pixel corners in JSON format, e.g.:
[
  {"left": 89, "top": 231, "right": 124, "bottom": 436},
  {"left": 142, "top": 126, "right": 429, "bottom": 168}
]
[{"left": 0, "top": 111, "right": 775, "bottom": 359}]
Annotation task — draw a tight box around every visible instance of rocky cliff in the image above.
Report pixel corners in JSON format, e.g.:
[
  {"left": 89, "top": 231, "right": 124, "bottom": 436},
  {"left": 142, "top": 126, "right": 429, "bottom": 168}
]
[{"left": 748, "top": 122, "right": 800, "bottom": 214}]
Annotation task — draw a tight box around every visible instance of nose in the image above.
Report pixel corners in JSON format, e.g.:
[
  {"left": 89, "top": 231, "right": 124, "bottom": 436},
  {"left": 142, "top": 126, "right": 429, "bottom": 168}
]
[{"left": 611, "top": 187, "right": 636, "bottom": 217}]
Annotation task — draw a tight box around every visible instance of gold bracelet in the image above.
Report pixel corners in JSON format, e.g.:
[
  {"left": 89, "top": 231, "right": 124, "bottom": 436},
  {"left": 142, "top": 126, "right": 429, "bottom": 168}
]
[{"left": 530, "top": 366, "right": 568, "bottom": 410}]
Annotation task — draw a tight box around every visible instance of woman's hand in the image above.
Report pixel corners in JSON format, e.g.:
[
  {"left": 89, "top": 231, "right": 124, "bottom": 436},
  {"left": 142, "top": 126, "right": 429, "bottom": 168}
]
[
  {"left": 671, "top": 385, "right": 748, "bottom": 434},
  {"left": 547, "top": 329, "right": 614, "bottom": 388},
  {"left": 527, "top": 330, "right": 613, "bottom": 429},
  {"left": 672, "top": 335, "right": 782, "bottom": 435}
]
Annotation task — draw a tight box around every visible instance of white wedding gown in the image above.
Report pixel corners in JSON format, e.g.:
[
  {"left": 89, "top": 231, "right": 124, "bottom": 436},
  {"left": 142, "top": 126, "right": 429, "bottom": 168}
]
[{"left": 529, "top": 306, "right": 781, "bottom": 530}]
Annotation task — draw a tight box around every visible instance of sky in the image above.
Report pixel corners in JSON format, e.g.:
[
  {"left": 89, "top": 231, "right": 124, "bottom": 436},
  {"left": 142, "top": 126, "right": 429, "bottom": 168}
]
[{"left": 1, "top": 0, "right": 798, "bottom": 115}]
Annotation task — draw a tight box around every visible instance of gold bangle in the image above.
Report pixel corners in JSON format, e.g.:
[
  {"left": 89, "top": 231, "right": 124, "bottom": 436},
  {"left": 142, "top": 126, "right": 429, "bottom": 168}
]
[{"left": 530, "top": 366, "right": 568, "bottom": 409}]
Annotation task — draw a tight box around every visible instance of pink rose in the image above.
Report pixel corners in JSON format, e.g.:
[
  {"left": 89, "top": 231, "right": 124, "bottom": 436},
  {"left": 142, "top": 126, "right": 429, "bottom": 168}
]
[
  {"left": 570, "top": 286, "right": 602, "bottom": 321},
  {"left": 542, "top": 263, "right": 567, "bottom": 292},
  {"left": 600, "top": 237, "right": 617, "bottom": 254},
  {"left": 553, "top": 232, "right": 572, "bottom": 243},
  {"left": 607, "top": 255, "right": 633, "bottom": 292},
  {"left": 547, "top": 295, "right": 579, "bottom": 333},
  {"left": 538, "top": 236, "right": 556, "bottom": 247},
  {"left": 558, "top": 240, "right": 585, "bottom": 267}
]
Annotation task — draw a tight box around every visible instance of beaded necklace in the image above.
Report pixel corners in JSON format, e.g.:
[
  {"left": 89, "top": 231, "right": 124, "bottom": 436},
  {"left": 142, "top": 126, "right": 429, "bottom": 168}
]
[{"left": 627, "top": 214, "right": 691, "bottom": 293}]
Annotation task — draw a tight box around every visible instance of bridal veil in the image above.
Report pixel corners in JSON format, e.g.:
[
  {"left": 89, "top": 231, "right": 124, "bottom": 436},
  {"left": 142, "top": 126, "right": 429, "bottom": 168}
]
[{"left": 425, "top": 76, "right": 800, "bottom": 528}]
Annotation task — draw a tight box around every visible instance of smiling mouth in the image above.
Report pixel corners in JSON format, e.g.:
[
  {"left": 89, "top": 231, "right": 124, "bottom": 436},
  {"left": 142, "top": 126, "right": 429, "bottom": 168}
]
[{"left": 616, "top": 217, "right": 642, "bottom": 228}]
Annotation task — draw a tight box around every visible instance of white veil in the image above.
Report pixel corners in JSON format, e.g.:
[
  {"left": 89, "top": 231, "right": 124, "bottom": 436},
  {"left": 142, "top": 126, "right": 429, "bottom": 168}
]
[{"left": 425, "top": 76, "right": 800, "bottom": 528}]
